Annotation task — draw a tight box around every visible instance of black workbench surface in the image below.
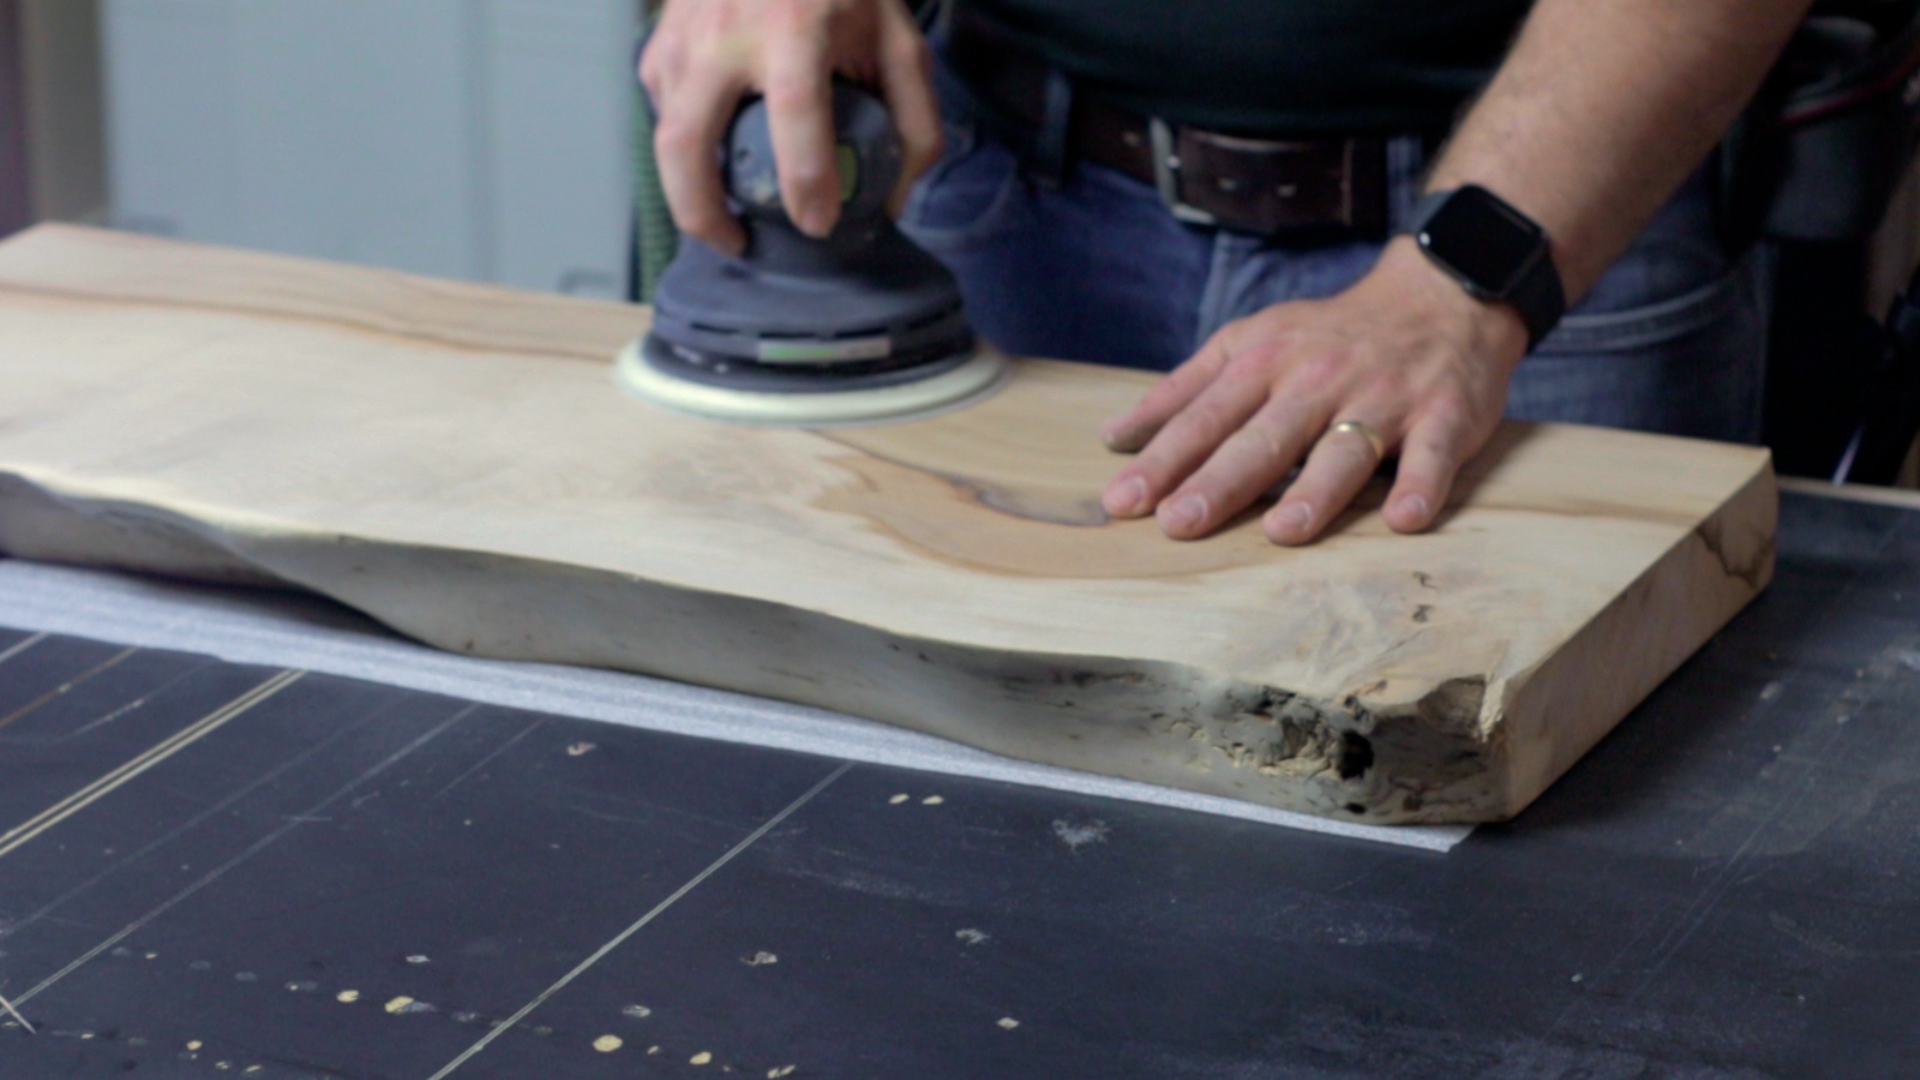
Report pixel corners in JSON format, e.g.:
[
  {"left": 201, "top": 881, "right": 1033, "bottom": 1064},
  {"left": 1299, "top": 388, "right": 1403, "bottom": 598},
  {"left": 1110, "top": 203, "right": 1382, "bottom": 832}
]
[{"left": 1, "top": 489, "right": 1916, "bottom": 1079}]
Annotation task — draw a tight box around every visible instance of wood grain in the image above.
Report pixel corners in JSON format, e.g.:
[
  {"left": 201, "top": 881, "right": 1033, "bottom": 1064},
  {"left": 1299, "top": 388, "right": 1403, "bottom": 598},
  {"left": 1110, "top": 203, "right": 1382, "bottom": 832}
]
[{"left": 0, "top": 225, "right": 1777, "bottom": 823}]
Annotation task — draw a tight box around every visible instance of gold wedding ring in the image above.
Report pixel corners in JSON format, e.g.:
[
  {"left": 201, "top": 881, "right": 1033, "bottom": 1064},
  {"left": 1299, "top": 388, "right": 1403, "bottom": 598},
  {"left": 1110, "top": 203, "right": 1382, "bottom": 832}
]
[{"left": 1327, "top": 419, "right": 1386, "bottom": 463}]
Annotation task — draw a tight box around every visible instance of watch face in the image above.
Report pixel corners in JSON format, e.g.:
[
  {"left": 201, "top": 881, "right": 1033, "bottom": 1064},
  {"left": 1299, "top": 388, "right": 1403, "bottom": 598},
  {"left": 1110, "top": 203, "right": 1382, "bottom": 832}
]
[{"left": 1418, "top": 186, "right": 1547, "bottom": 299}]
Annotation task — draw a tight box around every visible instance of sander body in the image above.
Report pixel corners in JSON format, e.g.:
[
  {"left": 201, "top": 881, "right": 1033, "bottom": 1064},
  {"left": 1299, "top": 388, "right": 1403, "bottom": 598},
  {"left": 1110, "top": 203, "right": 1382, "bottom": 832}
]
[{"left": 619, "top": 85, "right": 1006, "bottom": 425}]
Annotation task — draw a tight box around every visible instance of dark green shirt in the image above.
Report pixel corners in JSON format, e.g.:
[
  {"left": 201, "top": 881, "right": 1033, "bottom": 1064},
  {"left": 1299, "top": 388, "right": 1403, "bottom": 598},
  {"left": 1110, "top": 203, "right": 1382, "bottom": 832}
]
[{"left": 968, "top": 0, "right": 1533, "bottom": 134}]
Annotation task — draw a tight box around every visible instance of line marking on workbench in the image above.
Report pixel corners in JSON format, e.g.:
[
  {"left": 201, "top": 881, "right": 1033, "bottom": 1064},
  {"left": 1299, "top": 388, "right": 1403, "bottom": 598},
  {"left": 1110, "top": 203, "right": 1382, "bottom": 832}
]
[
  {"left": 425, "top": 760, "right": 856, "bottom": 1080},
  {"left": 1, "top": 658, "right": 216, "bottom": 749},
  {"left": 433, "top": 718, "right": 546, "bottom": 799},
  {"left": 0, "top": 646, "right": 140, "bottom": 733},
  {"left": 0, "top": 669, "right": 305, "bottom": 862},
  {"left": 15, "top": 701, "right": 481, "bottom": 1007},
  {"left": 2, "top": 692, "right": 415, "bottom": 942},
  {"left": 0, "top": 631, "right": 49, "bottom": 668},
  {"left": 0, "top": 989, "right": 33, "bottom": 1033}
]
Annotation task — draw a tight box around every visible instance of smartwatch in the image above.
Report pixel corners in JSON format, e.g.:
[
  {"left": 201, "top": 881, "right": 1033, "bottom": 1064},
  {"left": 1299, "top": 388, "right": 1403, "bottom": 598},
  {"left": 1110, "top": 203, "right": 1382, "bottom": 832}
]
[{"left": 1407, "top": 185, "right": 1566, "bottom": 350}]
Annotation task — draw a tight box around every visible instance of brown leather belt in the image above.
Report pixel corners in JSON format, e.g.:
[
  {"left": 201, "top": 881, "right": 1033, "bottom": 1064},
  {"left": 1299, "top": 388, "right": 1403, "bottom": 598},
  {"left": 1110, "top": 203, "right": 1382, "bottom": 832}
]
[{"left": 946, "top": 5, "right": 1395, "bottom": 239}]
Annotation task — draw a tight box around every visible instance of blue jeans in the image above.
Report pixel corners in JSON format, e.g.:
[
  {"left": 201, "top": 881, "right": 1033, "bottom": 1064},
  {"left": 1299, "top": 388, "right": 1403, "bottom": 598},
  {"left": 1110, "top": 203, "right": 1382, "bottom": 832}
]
[{"left": 899, "top": 67, "right": 1769, "bottom": 443}]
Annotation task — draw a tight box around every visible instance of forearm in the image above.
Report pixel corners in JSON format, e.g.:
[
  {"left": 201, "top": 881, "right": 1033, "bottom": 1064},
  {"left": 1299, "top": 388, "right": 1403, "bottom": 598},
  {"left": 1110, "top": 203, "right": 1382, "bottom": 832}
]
[{"left": 1427, "top": 0, "right": 1814, "bottom": 300}]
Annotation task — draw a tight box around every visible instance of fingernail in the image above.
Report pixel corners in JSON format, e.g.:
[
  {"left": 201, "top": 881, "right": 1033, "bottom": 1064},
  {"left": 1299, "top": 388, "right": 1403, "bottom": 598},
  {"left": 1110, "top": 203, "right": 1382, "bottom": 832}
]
[
  {"left": 1274, "top": 502, "right": 1313, "bottom": 534},
  {"left": 1099, "top": 418, "right": 1130, "bottom": 447},
  {"left": 1393, "top": 494, "right": 1430, "bottom": 522},
  {"left": 1103, "top": 476, "right": 1149, "bottom": 517},
  {"left": 1160, "top": 493, "right": 1207, "bottom": 533},
  {"left": 800, "top": 205, "right": 836, "bottom": 237}
]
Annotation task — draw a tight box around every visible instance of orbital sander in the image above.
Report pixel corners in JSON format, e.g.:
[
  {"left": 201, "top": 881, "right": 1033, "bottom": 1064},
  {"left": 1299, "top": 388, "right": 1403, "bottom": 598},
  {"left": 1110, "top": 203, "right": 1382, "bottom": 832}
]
[{"left": 617, "top": 84, "right": 1007, "bottom": 426}]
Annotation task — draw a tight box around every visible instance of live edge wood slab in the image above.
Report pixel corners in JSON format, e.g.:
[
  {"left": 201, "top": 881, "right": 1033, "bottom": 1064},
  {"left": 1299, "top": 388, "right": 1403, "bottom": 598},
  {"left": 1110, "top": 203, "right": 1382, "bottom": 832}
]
[{"left": 0, "top": 225, "right": 1776, "bottom": 824}]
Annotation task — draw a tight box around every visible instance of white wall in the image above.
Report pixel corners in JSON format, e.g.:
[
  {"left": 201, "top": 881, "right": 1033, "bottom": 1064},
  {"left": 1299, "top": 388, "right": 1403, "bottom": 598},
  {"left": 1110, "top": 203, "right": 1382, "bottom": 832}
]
[
  {"left": 21, "top": 0, "right": 107, "bottom": 224},
  {"left": 101, "top": 0, "right": 638, "bottom": 299}
]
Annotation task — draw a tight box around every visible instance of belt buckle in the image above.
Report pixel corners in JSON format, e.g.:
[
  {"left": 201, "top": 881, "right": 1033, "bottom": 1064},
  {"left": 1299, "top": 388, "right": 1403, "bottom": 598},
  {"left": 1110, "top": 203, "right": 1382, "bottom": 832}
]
[{"left": 1147, "top": 117, "right": 1218, "bottom": 228}]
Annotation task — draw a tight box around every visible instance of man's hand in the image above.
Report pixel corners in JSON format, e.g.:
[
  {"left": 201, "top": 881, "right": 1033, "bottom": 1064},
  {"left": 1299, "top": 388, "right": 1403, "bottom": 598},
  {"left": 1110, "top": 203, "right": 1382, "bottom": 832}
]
[
  {"left": 640, "top": 0, "right": 942, "bottom": 255},
  {"left": 1102, "top": 0, "right": 1812, "bottom": 546},
  {"left": 1100, "top": 238, "right": 1530, "bottom": 545}
]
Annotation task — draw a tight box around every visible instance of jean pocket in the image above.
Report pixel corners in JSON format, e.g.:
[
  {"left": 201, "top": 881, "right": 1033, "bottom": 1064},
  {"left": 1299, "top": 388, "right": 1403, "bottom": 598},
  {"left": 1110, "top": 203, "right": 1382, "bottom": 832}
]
[
  {"left": 1536, "top": 265, "right": 1747, "bottom": 356},
  {"left": 1511, "top": 252, "right": 1768, "bottom": 442},
  {"left": 898, "top": 116, "right": 1024, "bottom": 248}
]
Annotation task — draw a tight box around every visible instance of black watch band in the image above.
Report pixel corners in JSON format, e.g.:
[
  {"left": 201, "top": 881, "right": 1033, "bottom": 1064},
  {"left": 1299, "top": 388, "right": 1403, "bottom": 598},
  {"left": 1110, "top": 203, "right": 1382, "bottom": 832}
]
[
  {"left": 1500, "top": 240, "right": 1568, "bottom": 350},
  {"left": 1407, "top": 186, "right": 1566, "bottom": 350}
]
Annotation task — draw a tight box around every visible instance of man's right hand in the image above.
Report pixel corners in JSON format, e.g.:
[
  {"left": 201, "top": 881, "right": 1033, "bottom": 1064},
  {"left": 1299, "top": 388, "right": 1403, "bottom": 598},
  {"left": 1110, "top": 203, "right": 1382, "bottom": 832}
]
[{"left": 641, "top": 0, "right": 944, "bottom": 256}]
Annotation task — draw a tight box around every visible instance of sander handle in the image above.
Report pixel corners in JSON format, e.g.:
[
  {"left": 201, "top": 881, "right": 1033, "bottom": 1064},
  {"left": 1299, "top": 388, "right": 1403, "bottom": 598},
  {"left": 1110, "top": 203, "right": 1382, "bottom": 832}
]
[{"left": 724, "top": 84, "right": 905, "bottom": 231}]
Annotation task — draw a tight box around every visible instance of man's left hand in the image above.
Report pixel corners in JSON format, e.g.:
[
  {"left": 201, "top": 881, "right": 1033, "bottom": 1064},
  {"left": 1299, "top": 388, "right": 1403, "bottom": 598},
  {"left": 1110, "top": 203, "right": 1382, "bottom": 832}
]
[{"left": 1098, "top": 236, "right": 1532, "bottom": 545}]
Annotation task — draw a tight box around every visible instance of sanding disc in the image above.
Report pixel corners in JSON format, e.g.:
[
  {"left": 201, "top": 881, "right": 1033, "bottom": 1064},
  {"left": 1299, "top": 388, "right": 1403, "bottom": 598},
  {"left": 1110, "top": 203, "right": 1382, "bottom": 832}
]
[{"left": 613, "top": 338, "right": 1013, "bottom": 427}]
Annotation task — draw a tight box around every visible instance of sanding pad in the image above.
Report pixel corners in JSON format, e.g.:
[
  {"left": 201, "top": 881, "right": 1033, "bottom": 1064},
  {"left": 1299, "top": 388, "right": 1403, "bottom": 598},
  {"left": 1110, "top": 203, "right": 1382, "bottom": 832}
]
[{"left": 613, "top": 338, "right": 1013, "bottom": 427}]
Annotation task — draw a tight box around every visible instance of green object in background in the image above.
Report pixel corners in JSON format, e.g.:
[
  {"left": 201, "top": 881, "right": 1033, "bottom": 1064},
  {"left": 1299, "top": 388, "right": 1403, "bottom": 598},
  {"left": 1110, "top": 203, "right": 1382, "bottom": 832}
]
[
  {"left": 836, "top": 143, "right": 860, "bottom": 203},
  {"left": 632, "top": 76, "right": 676, "bottom": 304}
]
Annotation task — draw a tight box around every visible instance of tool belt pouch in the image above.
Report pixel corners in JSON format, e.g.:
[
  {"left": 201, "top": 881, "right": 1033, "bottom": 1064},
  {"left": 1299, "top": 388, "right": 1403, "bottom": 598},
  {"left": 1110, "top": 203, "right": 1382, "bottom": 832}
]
[{"left": 1722, "top": 2, "right": 1920, "bottom": 244}]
